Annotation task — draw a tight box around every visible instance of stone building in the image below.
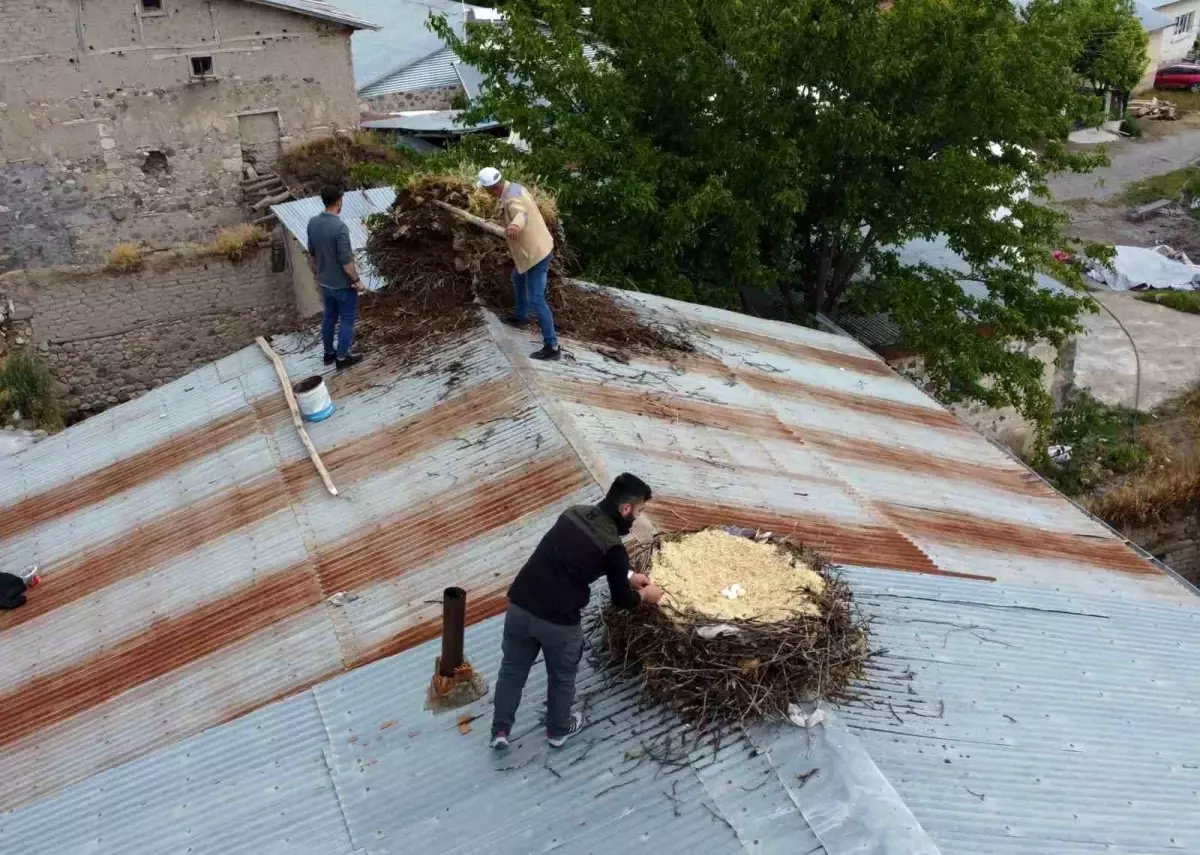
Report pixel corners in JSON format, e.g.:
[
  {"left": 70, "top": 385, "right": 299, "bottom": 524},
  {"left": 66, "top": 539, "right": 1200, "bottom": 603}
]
[{"left": 0, "top": 0, "right": 377, "bottom": 270}]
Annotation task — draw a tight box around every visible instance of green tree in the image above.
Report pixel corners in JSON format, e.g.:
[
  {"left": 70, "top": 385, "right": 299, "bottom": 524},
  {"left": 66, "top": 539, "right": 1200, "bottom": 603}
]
[
  {"left": 435, "top": 0, "right": 1124, "bottom": 425},
  {"left": 1039, "top": 0, "right": 1149, "bottom": 94}
]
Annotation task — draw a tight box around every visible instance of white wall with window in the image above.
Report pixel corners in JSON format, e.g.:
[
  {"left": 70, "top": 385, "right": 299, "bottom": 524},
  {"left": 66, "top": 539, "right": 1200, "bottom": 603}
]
[{"left": 1154, "top": 0, "right": 1200, "bottom": 63}]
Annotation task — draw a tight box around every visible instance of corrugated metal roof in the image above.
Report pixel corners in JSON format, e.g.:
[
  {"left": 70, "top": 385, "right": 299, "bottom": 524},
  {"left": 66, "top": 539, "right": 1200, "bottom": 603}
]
[
  {"left": 244, "top": 0, "right": 379, "bottom": 30},
  {"left": 271, "top": 187, "right": 395, "bottom": 291},
  {"left": 360, "top": 110, "right": 500, "bottom": 134},
  {"left": 1, "top": 281, "right": 1196, "bottom": 852},
  {"left": 360, "top": 38, "right": 599, "bottom": 99},
  {"left": 359, "top": 45, "right": 465, "bottom": 97},
  {"left": 327, "top": 0, "right": 475, "bottom": 90}
]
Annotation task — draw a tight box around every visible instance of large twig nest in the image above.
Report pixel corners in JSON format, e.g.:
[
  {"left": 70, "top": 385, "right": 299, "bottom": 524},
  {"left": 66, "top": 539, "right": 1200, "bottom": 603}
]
[
  {"left": 361, "top": 177, "right": 692, "bottom": 362},
  {"left": 592, "top": 527, "right": 870, "bottom": 731}
]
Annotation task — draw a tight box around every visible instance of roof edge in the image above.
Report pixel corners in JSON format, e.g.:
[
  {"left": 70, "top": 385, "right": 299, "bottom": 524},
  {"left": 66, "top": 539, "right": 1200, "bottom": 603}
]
[{"left": 242, "top": 0, "right": 381, "bottom": 31}]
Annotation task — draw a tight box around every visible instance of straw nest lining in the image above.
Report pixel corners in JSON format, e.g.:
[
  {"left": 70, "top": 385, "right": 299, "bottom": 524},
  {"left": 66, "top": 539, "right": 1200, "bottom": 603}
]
[
  {"left": 592, "top": 527, "right": 870, "bottom": 730},
  {"left": 360, "top": 175, "right": 692, "bottom": 363}
]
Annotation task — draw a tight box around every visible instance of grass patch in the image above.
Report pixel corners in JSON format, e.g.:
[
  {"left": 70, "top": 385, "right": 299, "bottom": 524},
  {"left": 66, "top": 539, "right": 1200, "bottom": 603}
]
[
  {"left": 0, "top": 352, "right": 62, "bottom": 430},
  {"left": 278, "top": 132, "right": 418, "bottom": 195},
  {"left": 1135, "top": 289, "right": 1200, "bottom": 314},
  {"left": 1123, "top": 164, "right": 1200, "bottom": 207},
  {"left": 1084, "top": 464, "right": 1200, "bottom": 528},
  {"left": 209, "top": 224, "right": 268, "bottom": 261},
  {"left": 1036, "top": 390, "right": 1160, "bottom": 495},
  {"left": 106, "top": 242, "right": 145, "bottom": 272}
]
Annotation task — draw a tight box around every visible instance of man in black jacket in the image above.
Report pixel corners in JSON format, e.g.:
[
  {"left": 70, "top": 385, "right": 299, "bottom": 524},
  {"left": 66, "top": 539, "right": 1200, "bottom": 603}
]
[{"left": 491, "top": 473, "right": 664, "bottom": 750}]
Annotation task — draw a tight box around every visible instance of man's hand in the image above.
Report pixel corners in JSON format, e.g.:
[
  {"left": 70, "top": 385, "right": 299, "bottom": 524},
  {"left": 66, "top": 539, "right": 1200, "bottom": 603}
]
[
  {"left": 351, "top": 279, "right": 366, "bottom": 293},
  {"left": 630, "top": 573, "right": 651, "bottom": 591},
  {"left": 639, "top": 583, "right": 665, "bottom": 606},
  {"left": 505, "top": 222, "right": 521, "bottom": 240}
]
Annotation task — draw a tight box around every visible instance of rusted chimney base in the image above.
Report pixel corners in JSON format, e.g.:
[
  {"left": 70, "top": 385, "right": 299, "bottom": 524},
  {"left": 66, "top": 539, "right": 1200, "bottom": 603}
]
[{"left": 426, "top": 656, "right": 488, "bottom": 712}]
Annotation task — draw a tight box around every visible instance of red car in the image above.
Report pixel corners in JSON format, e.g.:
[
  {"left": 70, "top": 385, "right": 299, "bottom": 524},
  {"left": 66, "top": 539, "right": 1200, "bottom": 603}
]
[{"left": 1155, "top": 62, "right": 1200, "bottom": 92}]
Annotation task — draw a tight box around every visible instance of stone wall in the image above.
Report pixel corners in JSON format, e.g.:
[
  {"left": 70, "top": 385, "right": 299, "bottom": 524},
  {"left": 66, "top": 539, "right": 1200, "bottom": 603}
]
[
  {"left": 0, "top": 0, "right": 360, "bottom": 269},
  {"left": 0, "top": 247, "right": 296, "bottom": 413},
  {"left": 362, "top": 84, "right": 465, "bottom": 114},
  {"left": 1124, "top": 506, "right": 1200, "bottom": 587}
]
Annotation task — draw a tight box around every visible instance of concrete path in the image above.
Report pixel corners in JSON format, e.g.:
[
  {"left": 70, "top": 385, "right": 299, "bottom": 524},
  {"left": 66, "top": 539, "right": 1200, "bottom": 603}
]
[
  {"left": 1047, "top": 127, "right": 1200, "bottom": 201},
  {"left": 1073, "top": 289, "right": 1200, "bottom": 411}
]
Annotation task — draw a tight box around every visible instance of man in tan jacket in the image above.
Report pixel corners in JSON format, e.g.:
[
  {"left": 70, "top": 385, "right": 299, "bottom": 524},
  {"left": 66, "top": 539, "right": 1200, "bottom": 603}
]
[{"left": 478, "top": 167, "right": 560, "bottom": 360}]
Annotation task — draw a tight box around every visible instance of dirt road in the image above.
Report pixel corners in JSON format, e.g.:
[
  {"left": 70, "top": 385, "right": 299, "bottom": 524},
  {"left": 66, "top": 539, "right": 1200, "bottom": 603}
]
[{"left": 1047, "top": 125, "right": 1200, "bottom": 201}]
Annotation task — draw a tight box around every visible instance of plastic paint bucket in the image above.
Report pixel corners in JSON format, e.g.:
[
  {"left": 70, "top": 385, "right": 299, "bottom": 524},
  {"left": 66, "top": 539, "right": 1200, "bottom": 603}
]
[{"left": 293, "top": 375, "right": 334, "bottom": 422}]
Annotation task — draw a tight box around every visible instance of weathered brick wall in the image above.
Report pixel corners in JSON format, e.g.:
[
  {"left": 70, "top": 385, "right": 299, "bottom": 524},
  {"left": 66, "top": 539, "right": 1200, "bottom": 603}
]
[
  {"left": 0, "top": 0, "right": 359, "bottom": 268},
  {"left": 362, "top": 84, "right": 465, "bottom": 114},
  {"left": 0, "top": 247, "right": 296, "bottom": 413}
]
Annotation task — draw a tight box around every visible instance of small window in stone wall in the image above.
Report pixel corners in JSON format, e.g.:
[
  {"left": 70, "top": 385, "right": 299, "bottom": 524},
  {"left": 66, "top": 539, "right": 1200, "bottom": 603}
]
[
  {"left": 141, "top": 0, "right": 163, "bottom": 11},
  {"left": 190, "top": 56, "right": 214, "bottom": 79}
]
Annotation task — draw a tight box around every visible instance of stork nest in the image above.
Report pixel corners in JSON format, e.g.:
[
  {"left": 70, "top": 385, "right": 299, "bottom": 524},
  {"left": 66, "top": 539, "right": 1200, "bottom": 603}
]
[
  {"left": 590, "top": 528, "right": 870, "bottom": 731},
  {"left": 361, "top": 180, "right": 692, "bottom": 363}
]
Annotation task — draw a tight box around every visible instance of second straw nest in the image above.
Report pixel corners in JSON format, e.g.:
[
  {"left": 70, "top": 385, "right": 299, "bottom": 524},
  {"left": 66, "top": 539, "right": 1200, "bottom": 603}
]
[{"left": 593, "top": 527, "right": 870, "bottom": 730}]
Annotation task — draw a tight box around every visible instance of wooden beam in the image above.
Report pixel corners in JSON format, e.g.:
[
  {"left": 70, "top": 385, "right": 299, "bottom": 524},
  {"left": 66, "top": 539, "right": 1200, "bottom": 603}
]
[
  {"left": 255, "top": 336, "right": 339, "bottom": 497},
  {"left": 430, "top": 199, "right": 506, "bottom": 239},
  {"left": 253, "top": 190, "right": 292, "bottom": 211}
]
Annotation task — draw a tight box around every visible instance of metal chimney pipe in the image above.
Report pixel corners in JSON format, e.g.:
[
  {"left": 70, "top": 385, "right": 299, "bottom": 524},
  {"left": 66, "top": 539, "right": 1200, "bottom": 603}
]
[{"left": 439, "top": 587, "right": 467, "bottom": 678}]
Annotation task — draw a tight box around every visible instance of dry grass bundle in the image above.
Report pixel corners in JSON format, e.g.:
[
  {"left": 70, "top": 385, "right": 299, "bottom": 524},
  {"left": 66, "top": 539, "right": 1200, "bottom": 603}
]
[
  {"left": 592, "top": 528, "right": 869, "bottom": 731},
  {"left": 1084, "top": 463, "right": 1200, "bottom": 528},
  {"left": 106, "top": 242, "right": 145, "bottom": 272},
  {"left": 278, "top": 131, "right": 416, "bottom": 195},
  {"left": 209, "top": 224, "right": 267, "bottom": 261},
  {"left": 362, "top": 177, "right": 691, "bottom": 362}
]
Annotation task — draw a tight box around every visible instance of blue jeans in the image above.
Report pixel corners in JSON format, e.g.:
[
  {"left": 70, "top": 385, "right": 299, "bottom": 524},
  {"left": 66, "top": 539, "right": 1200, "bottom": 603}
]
[
  {"left": 512, "top": 253, "right": 557, "bottom": 349},
  {"left": 321, "top": 287, "right": 358, "bottom": 358}
]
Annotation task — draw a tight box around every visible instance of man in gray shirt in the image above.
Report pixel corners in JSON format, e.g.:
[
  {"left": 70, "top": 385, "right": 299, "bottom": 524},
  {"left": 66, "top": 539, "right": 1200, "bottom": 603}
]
[{"left": 307, "top": 185, "right": 364, "bottom": 370}]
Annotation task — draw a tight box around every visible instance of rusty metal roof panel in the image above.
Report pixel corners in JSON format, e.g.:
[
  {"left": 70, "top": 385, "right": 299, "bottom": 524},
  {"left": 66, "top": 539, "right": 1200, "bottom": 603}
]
[
  {"left": 2, "top": 282, "right": 1196, "bottom": 850},
  {"left": 0, "top": 328, "right": 603, "bottom": 813}
]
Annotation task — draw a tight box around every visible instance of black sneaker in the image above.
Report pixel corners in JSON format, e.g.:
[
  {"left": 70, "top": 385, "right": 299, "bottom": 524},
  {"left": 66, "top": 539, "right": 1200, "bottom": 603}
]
[
  {"left": 323, "top": 352, "right": 336, "bottom": 366},
  {"left": 489, "top": 731, "right": 510, "bottom": 750},
  {"left": 530, "top": 345, "right": 561, "bottom": 361},
  {"left": 336, "top": 353, "right": 364, "bottom": 371},
  {"left": 501, "top": 314, "right": 529, "bottom": 328},
  {"left": 547, "top": 712, "right": 583, "bottom": 748}
]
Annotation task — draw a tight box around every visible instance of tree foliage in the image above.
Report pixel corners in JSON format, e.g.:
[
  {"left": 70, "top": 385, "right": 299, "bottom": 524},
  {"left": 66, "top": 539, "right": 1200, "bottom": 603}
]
[
  {"left": 1038, "top": 0, "right": 1149, "bottom": 94},
  {"left": 434, "top": 0, "right": 1134, "bottom": 426}
]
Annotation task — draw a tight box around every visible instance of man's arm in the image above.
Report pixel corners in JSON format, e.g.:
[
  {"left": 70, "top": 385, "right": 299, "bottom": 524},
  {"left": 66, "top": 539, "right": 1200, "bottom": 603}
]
[
  {"left": 306, "top": 228, "right": 318, "bottom": 274},
  {"left": 603, "top": 547, "right": 662, "bottom": 609},
  {"left": 503, "top": 198, "right": 527, "bottom": 240},
  {"left": 336, "top": 224, "right": 363, "bottom": 290}
]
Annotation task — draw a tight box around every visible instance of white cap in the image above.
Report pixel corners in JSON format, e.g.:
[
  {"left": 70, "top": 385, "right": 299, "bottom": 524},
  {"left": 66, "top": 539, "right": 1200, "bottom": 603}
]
[{"left": 476, "top": 166, "right": 503, "bottom": 188}]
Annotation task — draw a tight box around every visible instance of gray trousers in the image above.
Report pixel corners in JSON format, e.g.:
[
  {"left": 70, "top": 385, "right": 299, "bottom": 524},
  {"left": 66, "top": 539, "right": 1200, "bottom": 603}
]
[{"left": 491, "top": 602, "right": 584, "bottom": 739}]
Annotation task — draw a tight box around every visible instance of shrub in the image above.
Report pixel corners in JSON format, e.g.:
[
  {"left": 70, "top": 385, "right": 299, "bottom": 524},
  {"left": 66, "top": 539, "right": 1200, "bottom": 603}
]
[
  {"left": 1036, "top": 390, "right": 1157, "bottom": 495},
  {"left": 1119, "top": 116, "right": 1141, "bottom": 137},
  {"left": 210, "top": 224, "right": 268, "bottom": 261},
  {"left": 106, "top": 242, "right": 145, "bottom": 271},
  {"left": 0, "top": 352, "right": 62, "bottom": 429}
]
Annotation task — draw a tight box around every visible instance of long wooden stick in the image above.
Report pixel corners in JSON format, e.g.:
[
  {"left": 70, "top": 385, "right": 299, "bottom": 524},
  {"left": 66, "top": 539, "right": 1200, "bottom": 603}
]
[
  {"left": 255, "top": 336, "right": 339, "bottom": 497},
  {"left": 430, "top": 199, "right": 507, "bottom": 238}
]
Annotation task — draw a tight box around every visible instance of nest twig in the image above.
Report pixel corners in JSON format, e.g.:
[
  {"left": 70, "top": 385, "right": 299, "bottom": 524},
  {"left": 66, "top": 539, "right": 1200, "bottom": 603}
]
[
  {"left": 362, "top": 182, "right": 693, "bottom": 363},
  {"left": 588, "top": 531, "right": 870, "bottom": 733}
]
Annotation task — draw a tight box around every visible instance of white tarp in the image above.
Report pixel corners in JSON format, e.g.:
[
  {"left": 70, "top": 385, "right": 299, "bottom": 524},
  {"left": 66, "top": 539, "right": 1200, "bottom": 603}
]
[{"left": 1091, "top": 245, "right": 1200, "bottom": 292}]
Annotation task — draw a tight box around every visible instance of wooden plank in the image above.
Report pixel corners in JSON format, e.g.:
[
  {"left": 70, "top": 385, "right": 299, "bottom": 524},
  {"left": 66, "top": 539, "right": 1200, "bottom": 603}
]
[
  {"left": 430, "top": 199, "right": 507, "bottom": 239},
  {"left": 255, "top": 336, "right": 339, "bottom": 497}
]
